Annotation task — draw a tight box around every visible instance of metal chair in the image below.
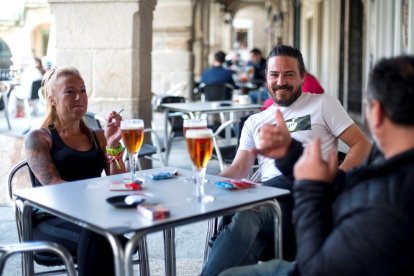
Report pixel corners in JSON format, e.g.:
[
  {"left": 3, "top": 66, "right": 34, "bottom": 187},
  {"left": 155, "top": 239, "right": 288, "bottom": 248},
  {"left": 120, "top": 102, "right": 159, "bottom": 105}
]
[
  {"left": 0, "top": 242, "right": 76, "bottom": 276},
  {"left": 16, "top": 79, "right": 42, "bottom": 120},
  {"left": 0, "top": 81, "right": 12, "bottom": 130},
  {"left": 196, "top": 83, "right": 234, "bottom": 102},
  {"left": 211, "top": 119, "right": 240, "bottom": 172},
  {"left": 156, "top": 96, "right": 188, "bottom": 163},
  {"left": 6, "top": 159, "right": 79, "bottom": 275}
]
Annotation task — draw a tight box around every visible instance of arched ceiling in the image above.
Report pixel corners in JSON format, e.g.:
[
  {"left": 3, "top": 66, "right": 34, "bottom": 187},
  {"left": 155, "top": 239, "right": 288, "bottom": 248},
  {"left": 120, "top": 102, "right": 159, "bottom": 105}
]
[{"left": 215, "top": 0, "right": 266, "bottom": 14}]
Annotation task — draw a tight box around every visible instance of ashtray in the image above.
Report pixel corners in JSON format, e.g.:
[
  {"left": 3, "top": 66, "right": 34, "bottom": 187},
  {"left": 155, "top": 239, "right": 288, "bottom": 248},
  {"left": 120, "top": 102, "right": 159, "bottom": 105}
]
[{"left": 106, "top": 195, "right": 146, "bottom": 208}]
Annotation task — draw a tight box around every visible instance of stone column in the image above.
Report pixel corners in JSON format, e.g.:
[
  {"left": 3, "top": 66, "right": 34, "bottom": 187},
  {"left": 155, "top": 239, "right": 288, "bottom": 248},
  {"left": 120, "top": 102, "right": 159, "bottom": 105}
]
[
  {"left": 152, "top": 0, "right": 194, "bottom": 99},
  {"left": 48, "top": 0, "right": 157, "bottom": 125}
]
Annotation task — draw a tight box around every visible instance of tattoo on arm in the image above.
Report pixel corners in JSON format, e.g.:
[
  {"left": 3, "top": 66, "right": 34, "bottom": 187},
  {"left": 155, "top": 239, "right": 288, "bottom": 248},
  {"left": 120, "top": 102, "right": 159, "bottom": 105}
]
[{"left": 25, "top": 132, "right": 63, "bottom": 185}]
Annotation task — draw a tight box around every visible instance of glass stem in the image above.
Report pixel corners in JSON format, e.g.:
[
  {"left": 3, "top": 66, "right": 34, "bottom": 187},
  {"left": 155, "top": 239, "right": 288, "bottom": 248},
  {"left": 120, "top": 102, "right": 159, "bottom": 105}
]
[
  {"left": 129, "top": 153, "right": 137, "bottom": 181},
  {"left": 195, "top": 167, "right": 206, "bottom": 199}
]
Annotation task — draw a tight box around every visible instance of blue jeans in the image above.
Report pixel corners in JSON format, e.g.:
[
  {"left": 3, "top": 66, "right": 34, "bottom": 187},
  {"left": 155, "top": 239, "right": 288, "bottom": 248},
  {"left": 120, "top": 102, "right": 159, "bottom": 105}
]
[
  {"left": 201, "top": 206, "right": 276, "bottom": 276},
  {"left": 201, "top": 175, "right": 296, "bottom": 276},
  {"left": 219, "top": 259, "right": 295, "bottom": 276},
  {"left": 248, "top": 88, "right": 269, "bottom": 104}
]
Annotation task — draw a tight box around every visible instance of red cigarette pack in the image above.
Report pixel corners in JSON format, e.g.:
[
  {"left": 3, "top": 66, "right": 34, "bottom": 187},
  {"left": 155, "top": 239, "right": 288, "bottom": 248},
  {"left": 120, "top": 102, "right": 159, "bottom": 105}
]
[{"left": 137, "top": 203, "right": 170, "bottom": 220}]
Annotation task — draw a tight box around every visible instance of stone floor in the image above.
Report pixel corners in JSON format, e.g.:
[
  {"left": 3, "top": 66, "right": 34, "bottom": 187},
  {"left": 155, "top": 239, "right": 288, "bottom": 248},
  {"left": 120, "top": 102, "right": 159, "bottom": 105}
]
[{"left": 0, "top": 109, "right": 223, "bottom": 275}]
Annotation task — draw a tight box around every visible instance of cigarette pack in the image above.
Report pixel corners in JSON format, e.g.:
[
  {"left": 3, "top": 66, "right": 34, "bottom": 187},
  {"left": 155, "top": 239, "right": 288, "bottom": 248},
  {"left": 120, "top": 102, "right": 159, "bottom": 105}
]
[
  {"left": 109, "top": 180, "right": 142, "bottom": 191},
  {"left": 137, "top": 203, "right": 170, "bottom": 220}
]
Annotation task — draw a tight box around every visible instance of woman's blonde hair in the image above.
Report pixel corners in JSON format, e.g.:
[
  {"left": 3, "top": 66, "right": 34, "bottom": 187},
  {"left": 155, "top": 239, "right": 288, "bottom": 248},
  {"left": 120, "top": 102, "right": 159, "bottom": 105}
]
[{"left": 40, "top": 66, "right": 90, "bottom": 135}]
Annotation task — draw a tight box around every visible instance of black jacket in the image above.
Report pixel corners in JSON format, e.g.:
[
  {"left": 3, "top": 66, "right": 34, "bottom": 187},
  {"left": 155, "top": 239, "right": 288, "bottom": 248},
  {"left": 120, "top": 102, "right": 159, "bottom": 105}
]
[{"left": 276, "top": 141, "right": 414, "bottom": 276}]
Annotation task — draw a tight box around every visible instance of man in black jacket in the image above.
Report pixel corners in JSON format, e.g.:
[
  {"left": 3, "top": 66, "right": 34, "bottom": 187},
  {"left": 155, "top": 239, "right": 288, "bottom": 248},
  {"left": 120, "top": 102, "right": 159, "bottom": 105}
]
[{"left": 220, "top": 55, "right": 414, "bottom": 275}]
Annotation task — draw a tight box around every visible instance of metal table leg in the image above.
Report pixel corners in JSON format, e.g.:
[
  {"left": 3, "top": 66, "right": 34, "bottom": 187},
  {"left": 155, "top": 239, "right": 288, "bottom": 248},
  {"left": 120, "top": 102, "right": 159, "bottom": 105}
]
[{"left": 164, "top": 228, "right": 176, "bottom": 276}]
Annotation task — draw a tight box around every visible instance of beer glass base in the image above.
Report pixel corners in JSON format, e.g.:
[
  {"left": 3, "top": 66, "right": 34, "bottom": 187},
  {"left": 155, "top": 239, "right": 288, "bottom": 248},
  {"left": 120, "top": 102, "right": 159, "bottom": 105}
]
[
  {"left": 184, "top": 176, "right": 210, "bottom": 184},
  {"left": 187, "top": 195, "right": 214, "bottom": 203}
]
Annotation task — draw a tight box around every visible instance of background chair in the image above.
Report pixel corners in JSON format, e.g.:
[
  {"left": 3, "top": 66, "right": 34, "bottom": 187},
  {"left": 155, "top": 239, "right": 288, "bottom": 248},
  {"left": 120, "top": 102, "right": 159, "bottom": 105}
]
[
  {"left": 156, "top": 96, "right": 188, "bottom": 163},
  {"left": 0, "top": 242, "right": 76, "bottom": 276},
  {"left": 16, "top": 79, "right": 42, "bottom": 120},
  {"left": 0, "top": 81, "right": 12, "bottom": 130},
  {"left": 196, "top": 83, "right": 234, "bottom": 102},
  {"left": 211, "top": 114, "right": 258, "bottom": 174}
]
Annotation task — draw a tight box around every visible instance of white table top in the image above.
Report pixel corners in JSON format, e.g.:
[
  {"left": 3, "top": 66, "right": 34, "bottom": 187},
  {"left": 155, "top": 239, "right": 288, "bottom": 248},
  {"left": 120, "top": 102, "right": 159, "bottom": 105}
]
[
  {"left": 161, "top": 101, "right": 262, "bottom": 114},
  {"left": 14, "top": 167, "right": 289, "bottom": 235}
]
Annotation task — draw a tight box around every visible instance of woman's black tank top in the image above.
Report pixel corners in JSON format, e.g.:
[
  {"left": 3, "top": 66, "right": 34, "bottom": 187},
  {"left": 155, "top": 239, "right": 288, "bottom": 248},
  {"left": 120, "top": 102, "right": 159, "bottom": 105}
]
[{"left": 47, "top": 125, "right": 106, "bottom": 182}]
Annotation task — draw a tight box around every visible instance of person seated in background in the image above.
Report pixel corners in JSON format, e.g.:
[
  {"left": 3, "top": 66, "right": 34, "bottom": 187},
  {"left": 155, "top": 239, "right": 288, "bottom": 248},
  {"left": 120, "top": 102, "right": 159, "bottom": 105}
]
[
  {"left": 200, "top": 50, "right": 237, "bottom": 88},
  {"left": 246, "top": 48, "right": 269, "bottom": 104},
  {"left": 225, "top": 50, "right": 244, "bottom": 74},
  {"left": 220, "top": 55, "right": 414, "bottom": 276},
  {"left": 200, "top": 45, "right": 372, "bottom": 276},
  {"left": 9, "top": 56, "right": 45, "bottom": 117},
  {"left": 262, "top": 69, "right": 324, "bottom": 110},
  {"left": 25, "top": 66, "right": 127, "bottom": 276}
]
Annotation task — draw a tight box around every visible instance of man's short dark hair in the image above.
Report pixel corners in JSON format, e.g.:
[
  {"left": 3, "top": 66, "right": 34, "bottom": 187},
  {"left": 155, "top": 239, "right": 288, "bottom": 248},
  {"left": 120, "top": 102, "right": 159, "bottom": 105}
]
[
  {"left": 266, "top": 45, "right": 305, "bottom": 77},
  {"left": 214, "top": 51, "right": 226, "bottom": 64},
  {"left": 250, "top": 48, "right": 262, "bottom": 56},
  {"left": 367, "top": 55, "right": 414, "bottom": 125}
]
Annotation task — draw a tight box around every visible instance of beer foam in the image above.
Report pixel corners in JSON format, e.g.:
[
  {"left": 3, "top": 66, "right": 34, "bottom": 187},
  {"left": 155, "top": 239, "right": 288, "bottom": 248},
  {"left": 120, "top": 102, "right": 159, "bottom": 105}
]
[
  {"left": 186, "top": 128, "right": 213, "bottom": 138},
  {"left": 120, "top": 126, "right": 143, "bottom": 130},
  {"left": 183, "top": 118, "right": 207, "bottom": 127}
]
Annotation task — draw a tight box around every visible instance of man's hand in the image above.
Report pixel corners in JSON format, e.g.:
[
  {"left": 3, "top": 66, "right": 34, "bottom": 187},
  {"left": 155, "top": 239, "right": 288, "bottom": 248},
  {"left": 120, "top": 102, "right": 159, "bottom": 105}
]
[
  {"left": 294, "top": 138, "right": 337, "bottom": 182},
  {"left": 251, "top": 108, "right": 292, "bottom": 159}
]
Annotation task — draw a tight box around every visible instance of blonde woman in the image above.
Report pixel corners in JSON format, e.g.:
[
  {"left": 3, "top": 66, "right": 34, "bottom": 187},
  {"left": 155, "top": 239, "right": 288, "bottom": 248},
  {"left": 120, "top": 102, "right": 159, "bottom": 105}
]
[{"left": 25, "top": 66, "right": 126, "bottom": 275}]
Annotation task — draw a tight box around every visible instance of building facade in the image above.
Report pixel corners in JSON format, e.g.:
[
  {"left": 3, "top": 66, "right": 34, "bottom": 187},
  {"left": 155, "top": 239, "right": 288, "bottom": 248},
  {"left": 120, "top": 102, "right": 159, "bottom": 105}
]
[{"left": 1, "top": 0, "right": 413, "bottom": 123}]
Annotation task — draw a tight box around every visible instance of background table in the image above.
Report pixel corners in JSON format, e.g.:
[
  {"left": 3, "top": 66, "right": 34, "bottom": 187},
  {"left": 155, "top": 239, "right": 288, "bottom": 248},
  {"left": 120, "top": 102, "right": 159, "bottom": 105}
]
[
  {"left": 161, "top": 101, "right": 262, "bottom": 164},
  {"left": 16, "top": 167, "right": 289, "bottom": 276}
]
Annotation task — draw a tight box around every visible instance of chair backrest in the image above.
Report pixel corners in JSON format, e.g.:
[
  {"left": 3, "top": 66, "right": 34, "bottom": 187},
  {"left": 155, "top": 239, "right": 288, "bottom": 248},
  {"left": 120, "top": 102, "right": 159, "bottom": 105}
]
[
  {"left": 0, "top": 81, "right": 11, "bottom": 110},
  {"left": 83, "top": 112, "right": 103, "bottom": 130},
  {"left": 7, "top": 160, "right": 38, "bottom": 242},
  {"left": 200, "top": 83, "right": 233, "bottom": 101},
  {"left": 0, "top": 95, "right": 4, "bottom": 110},
  {"left": 158, "top": 95, "right": 186, "bottom": 107},
  {"left": 159, "top": 96, "right": 186, "bottom": 134},
  {"left": 30, "top": 80, "right": 42, "bottom": 100},
  {"left": 7, "top": 160, "right": 37, "bottom": 205}
]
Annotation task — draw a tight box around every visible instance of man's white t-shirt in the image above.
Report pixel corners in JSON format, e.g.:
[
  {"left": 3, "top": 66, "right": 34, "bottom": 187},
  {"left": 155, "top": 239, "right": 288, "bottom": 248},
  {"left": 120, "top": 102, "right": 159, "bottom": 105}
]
[{"left": 239, "top": 93, "right": 354, "bottom": 182}]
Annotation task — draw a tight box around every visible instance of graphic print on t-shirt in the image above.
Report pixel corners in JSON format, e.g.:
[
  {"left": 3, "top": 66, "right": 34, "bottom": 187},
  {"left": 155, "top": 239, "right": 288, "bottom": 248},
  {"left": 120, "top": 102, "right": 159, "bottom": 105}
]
[{"left": 285, "top": 114, "right": 311, "bottom": 133}]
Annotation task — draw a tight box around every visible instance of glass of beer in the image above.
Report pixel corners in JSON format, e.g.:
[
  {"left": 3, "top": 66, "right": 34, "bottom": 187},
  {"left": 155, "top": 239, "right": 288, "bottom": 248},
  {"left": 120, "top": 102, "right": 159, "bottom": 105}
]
[
  {"left": 120, "top": 119, "right": 144, "bottom": 182},
  {"left": 185, "top": 128, "right": 214, "bottom": 203},
  {"left": 184, "top": 118, "right": 208, "bottom": 183}
]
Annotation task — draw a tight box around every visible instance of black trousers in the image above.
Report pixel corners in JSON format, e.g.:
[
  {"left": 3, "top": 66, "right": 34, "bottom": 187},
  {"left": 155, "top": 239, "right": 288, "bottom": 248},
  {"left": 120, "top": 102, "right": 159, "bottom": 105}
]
[{"left": 33, "top": 215, "right": 130, "bottom": 276}]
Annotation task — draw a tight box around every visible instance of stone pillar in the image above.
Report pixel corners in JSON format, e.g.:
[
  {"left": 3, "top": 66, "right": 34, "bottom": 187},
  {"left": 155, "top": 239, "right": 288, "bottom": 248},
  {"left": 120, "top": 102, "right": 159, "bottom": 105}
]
[
  {"left": 48, "top": 0, "right": 157, "bottom": 125},
  {"left": 152, "top": 0, "right": 194, "bottom": 99}
]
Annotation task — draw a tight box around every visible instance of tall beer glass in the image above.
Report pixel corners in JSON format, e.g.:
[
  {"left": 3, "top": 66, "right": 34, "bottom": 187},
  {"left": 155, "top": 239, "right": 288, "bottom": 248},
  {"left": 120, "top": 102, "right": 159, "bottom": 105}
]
[
  {"left": 120, "top": 119, "right": 144, "bottom": 182},
  {"left": 184, "top": 118, "right": 208, "bottom": 183},
  {"left": 185, "top": 128, "right": 214, "bottom": 203}
]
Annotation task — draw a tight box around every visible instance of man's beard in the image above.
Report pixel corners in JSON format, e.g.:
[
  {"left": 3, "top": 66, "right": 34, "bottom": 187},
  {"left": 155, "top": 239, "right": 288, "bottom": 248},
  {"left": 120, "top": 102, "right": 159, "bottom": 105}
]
[{"left": 270, "top": 84, "right": 302, "bottom": 107}]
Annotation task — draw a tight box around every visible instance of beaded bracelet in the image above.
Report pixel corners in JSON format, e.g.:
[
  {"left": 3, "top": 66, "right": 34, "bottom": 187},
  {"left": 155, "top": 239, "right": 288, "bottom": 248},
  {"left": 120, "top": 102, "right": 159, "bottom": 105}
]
[
  {"left": 106, "top": 143, "right": 124, "bottom": 156},
  {"left": 105, "top": 143, "right": 125, "bottom": 169}
]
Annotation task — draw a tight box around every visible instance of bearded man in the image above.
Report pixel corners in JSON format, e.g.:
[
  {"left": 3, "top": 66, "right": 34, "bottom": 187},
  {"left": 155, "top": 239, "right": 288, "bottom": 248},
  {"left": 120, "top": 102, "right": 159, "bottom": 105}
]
[{"left": 201, "top": 45, "right": 372, "bottom": 276}]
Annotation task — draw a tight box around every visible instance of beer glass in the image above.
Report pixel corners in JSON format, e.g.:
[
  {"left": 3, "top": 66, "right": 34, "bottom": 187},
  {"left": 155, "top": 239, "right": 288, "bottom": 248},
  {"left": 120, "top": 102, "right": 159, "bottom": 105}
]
[
  {"left": 120, "top": 119, "right": 144, "bottom": 182},
  {"left": 185, "top": 128, "right": 214, "bottom": 203},
  {"left": 183, "top": 118, "right": 208, "bottom": 183}
]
